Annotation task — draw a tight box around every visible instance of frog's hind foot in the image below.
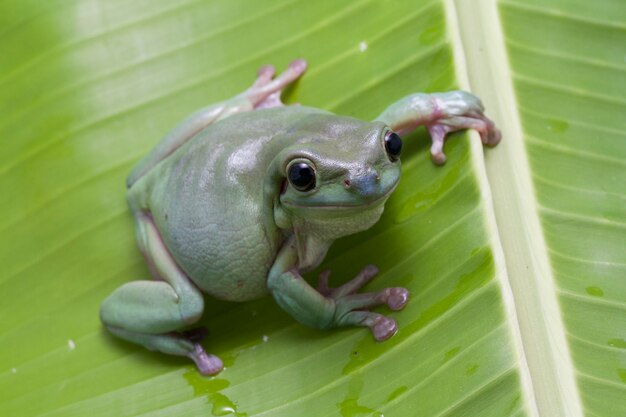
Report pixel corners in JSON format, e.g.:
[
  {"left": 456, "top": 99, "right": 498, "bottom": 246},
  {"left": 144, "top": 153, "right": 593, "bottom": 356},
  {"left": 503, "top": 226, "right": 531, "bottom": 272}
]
[
  {"left": 183, "top": 327, "right": 224, "bottom": 374},
  {"left": 188, "top": 343, "right": 224, "bottom": 376},
  {"left": 104, "top": 325, "right": 224, "bottom": 375},
  {"left": 247, "top": 59, "right": 307, "bottom": 109}
]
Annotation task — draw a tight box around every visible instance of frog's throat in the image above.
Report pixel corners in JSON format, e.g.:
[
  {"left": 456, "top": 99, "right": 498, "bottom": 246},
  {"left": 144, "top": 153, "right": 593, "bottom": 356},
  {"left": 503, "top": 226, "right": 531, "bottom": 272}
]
[{"left": 294, "top": 232, "right": 331, "bottom": 272}]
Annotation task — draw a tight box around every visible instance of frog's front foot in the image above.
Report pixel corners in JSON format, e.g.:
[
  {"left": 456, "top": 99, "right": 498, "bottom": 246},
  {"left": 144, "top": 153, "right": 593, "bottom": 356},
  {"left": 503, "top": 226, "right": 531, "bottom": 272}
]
[
  {"left": 426, "top": 91, "right": 501, "bottom": 164},
  {"left": 246, "top": 59, "right": 307, "bottom": 109},
  {"left": 318, "top": 265, "right": 409, "bottom": 341},
  {"left": 375, "top": 90, "right": 501, "bottom": 165}
]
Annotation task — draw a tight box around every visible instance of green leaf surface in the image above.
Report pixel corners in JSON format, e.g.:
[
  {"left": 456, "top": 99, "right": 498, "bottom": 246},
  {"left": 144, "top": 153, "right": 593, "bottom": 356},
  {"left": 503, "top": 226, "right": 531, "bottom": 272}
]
[
  {"left": 0, "top": 0, "right": 623, "bottom": 416},
  {"left": 501, "top": 0, "right": 626, "bottom": 414}
]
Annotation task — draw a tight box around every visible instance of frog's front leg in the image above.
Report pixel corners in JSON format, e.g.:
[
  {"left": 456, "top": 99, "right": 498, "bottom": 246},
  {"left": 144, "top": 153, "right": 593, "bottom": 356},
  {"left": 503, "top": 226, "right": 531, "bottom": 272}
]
[
  {"left": 100, "top": 213, "right": 222, "bottom": 375},
  {"left": 267, "top": 238, "right": 409, "bottom": 340},
  {"left": 374, "top": 91, "right": 501, "bottom": 164}
]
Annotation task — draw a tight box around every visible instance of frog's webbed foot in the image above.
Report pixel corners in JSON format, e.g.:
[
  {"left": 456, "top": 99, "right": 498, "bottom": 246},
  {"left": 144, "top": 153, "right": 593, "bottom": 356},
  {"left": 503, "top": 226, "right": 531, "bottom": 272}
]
[
  {"left": 246, "top": 59, "right": 307, "bottom": 109},
  {"left": 181, "top": 327, "right": 223, "bottom": 373},
  {"left": 188, "top": 343, "right": 224, "bottom": 375},
  {"left": 318, "top": 265, "right": 409, "bottom": 341},
  {"left": 426, "top": 92, "right": 501, "bottom": 164}
]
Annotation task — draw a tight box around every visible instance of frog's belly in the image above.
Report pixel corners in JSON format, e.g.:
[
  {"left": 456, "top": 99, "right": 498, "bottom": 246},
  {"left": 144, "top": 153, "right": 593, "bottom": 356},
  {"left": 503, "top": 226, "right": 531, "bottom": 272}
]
[
  {"left": 145, "top": 127, "right": 284, "bottom": 302},
  {"left": 187, "top": 232, "right": 277, "bottom": 302},
  {"left": 157, "top": 216, "right": 281, "bottom": 303},
  {"left": 191, "top": 263, "right": 272, "bottom": 302}
]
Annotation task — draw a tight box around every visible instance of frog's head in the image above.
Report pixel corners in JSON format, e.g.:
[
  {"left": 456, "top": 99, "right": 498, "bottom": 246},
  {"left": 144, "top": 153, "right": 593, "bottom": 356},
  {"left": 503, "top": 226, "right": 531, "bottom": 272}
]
[{"left": 270, "top": 114, "right": 402, "bottom": 268}]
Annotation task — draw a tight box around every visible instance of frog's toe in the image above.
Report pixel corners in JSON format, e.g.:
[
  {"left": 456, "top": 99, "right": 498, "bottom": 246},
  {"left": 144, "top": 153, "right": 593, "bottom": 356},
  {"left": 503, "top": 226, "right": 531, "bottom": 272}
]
[
  {"left": 465, "top": 115, "right": 501, "bottom": 147},
  {"left": 334, "top": 309, "right": 399, "bottom": 341},
  {"left": 335, "top": 285, "right": 410, "bottom": 313},
  {"left": 288, "top": 58, "right": 307, "bottom": 75},
  {"left": 481, "top": 118, "right": 502, "bottom": 147},
  {"left": 247, "top": 59, "right": 307, "bottom": 108},
  {"left": 188, "top": 343, "right": 224, "bottom": 376},
  {"left": 428, "top": 125, "right": 449, "bottom": 165},
  {"left": 371, "top": 316, "right": 398, "bottom": 341},
  {"left": 317, "top": 265, "right": 379, "bottom": 299},
  {"left": 253, "top": 64, "right": 276, "bottom": 88},
  {"left": 332, "top": 284, "right": 408, "bottom": 340},
  {"left": 431, "top": 151, "right": 447, "bottom": 165},
  {"left": 386, "top": 287, "right": 409, "bottom": 311}
]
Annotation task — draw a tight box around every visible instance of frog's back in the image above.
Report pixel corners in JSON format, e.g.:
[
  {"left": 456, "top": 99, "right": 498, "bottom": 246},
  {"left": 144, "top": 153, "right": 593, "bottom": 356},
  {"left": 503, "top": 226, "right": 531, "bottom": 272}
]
[{"left": 129, "top": 106, "right": 328, "bottom": 301}]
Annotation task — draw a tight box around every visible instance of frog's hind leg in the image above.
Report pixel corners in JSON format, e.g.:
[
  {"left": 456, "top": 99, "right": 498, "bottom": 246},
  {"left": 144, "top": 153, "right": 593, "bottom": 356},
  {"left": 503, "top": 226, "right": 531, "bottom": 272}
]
[
  {"left": 100, "top": 213, "right": 223, "bottom": 375},
  {"left": 105, "top": 327, "right": 221, "bottom": 376},
  {"left": 250, "top": 59, "right": 307, "bottom": 109},
  {"left": 127, "top": 59, "right": 307, "bottom": 187}
]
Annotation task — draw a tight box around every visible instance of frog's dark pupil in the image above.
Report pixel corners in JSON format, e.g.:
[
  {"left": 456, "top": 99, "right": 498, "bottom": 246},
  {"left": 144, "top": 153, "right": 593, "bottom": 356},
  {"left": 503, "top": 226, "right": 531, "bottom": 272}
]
[
  {"left": 385, "top": 132, "right": 402, "bottom": 162},
  {"left": 288, "top": 162, "right": 316, "bottom": 191}
]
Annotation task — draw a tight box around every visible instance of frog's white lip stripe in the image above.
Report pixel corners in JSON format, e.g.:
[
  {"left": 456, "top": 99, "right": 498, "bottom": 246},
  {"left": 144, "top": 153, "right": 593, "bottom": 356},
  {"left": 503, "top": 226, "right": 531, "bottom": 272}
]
[{"left": 282, "top": 180, "right": 399, "bottom": 211}]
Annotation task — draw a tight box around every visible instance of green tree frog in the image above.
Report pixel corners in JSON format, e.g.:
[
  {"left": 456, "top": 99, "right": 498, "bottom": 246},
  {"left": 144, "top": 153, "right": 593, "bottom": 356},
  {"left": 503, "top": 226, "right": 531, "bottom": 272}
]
[{"left": 100, "top": 59, "right": 500, "bottom": 375}]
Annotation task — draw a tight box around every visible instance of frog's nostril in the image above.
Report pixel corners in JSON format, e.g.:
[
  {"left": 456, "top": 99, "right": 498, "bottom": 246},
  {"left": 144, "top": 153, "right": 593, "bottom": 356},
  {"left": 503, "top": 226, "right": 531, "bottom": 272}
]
[{"left": 349, "top": 171, "right": 381, "bottom": 197}]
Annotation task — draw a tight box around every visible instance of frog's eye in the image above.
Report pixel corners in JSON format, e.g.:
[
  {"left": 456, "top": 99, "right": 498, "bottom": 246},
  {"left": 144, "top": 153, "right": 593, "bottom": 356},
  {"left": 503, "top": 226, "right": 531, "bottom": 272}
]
[
  {"left": 287, "top": 161, "right": 316, "bottom": 192},
  {"left": 384, "top": 131, "right": 402, "bottom": 162}
]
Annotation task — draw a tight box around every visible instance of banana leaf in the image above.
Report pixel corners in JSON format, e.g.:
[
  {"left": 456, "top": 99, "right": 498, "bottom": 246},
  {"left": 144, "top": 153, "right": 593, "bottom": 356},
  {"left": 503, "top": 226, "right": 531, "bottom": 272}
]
[{"left": 1, "top": 0, "right": 624, "bottom": 416}]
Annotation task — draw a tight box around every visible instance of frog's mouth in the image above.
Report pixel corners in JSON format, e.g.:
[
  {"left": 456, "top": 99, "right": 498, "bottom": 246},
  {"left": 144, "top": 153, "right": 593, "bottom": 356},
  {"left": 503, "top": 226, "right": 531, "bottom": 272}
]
[{"left": 281, "top": 179, "right": 399, "bottom": 211}]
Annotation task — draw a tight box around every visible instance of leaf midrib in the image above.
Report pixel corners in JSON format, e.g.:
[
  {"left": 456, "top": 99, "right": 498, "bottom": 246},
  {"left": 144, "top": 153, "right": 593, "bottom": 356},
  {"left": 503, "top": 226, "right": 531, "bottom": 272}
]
[{"left": 451, "top": 0, "right": 586, "bottom": 416}]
